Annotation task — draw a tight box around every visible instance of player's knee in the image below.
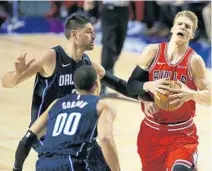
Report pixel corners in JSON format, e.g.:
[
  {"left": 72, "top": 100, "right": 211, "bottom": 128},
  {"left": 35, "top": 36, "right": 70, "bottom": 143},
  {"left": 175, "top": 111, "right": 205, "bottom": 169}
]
[{"left": 172, "top": 164, "right": 194, "bottom": 171}]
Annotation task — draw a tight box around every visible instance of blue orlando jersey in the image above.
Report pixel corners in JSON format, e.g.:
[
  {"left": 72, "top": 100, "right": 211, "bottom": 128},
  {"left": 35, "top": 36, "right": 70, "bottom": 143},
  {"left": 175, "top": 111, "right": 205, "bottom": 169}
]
[
  {"left": 31, "top": 45, "right": 91, "bottom": 125},
  {"left": 39, "top": 93, "right": 101, "bottom": 157}
]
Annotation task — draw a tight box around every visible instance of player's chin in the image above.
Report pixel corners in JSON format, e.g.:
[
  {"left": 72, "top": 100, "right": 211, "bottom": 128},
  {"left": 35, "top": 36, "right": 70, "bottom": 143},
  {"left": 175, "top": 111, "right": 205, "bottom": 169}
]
[
  {"left": 87, "top": 44, "right": 95, "bottom": 50},
  {"left": 175, "top": 39, "right": 187, "bottom": 45}
]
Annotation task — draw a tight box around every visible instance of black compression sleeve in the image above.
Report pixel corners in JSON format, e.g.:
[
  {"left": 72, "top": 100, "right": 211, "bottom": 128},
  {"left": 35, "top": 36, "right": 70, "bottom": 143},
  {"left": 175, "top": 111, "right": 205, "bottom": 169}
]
[
  {"left": 13, "top": 130, "right": 37, "bottom": 170},
  {"left": 101, "top": 71, "right": 138, "bottom": 100},
  {"left": 127, "top": 65, "right": 150, "bottom": 96},
  {"left": 138, "top": 93, "right": 154, "bottom": 102}
]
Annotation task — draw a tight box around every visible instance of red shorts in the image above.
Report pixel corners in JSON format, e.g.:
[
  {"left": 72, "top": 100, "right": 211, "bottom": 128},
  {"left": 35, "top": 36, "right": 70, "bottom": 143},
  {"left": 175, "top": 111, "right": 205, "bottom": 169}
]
[{"left": 137, "top": 117, "right": 198, "bottom": 171}]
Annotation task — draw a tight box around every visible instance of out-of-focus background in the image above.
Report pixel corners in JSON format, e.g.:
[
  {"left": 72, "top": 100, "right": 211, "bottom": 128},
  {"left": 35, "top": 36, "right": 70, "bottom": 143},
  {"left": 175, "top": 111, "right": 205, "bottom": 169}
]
[
  {"left": 0, "top": 1, "right": 211, "bottom": 63},
  {"left": 0, "top": 1, "right": 211, "bottom": 171}
]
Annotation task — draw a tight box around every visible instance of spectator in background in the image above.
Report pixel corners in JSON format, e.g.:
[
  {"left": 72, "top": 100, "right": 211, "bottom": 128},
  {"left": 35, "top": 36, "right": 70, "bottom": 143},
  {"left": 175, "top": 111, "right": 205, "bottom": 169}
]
[
  {"left": 46, "top": 1, "right": 100, "bottom": 24},
  {"left": 0, "top": 1, "right": 12, "bottom": 20},
  {"left": 202, "top": 2, "right": 211, "bottom": 42},
  {"left": 181, "top": 0, "right": 210, "bottom": 41},
  {"left": 145, "top": 0, "right": 210, "bottom": 41},
  {"left": 0, "top": 2, "right": 10, "bottom": 26},
  {"left": 146, "top": 1, "right": 182, "bottom": 37},
  {"left": 100, "top": 0, "right": 129, "bottom": 96},
  {"left": 0, "top": 1, "right": 17, "bottom": 26},
  {"left": 45, "top": 1, "right": 79, "bottom": 18},
  {"left": 142, "top": 1, "right": 160, "bottom": 29},
  {"left": 77, "top": 0, "right": 100, "bottom": 24},
  {"left": 0, "top": 1, "right": 24, "bottom": 32}
]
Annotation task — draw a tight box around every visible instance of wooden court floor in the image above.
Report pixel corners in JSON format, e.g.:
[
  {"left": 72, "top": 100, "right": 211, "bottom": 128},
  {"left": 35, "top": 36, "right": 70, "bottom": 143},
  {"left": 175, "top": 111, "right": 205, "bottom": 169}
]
[{"left": 0, "top": 34, "right": 211, "bottom": 171}]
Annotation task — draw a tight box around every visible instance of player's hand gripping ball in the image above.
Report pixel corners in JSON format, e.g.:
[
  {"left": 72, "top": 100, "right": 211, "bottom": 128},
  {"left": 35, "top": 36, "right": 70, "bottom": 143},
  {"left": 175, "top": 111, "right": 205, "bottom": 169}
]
[{"left": 154, "top": 80, "right": 183, "bottom": 111}]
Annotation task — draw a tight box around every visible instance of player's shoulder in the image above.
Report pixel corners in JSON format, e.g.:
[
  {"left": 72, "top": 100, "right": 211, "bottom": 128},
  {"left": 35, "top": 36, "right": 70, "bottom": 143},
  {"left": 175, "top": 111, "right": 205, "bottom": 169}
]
[
  {"left": 144, "top": 43, "right": 159, "bottom": 52},
  {"left": 97, "top": 99, "right": 116, "bottom": 115},
  {"left": 190, "top": 51, "right": 201, "bottom": 60},
  {"left": 51, "top": 45, "right": 62, "bottom": 52},
  {"left": 141, "top": 43, "right": 159, "bottom": 57},
  {"left": 138, "top": 43, "right": 160, "bottom": 70},
  {"left": 40, "top": 48, "right": 56, "bottom": 60},
  {"left": 190, "top": 51, "right": 204, "bottom": 65},
  {"left": 189, "top": 51, "right": 206, "bottom": 76},
  {"left": 50, "top": 45, "right": 64, "bottom": 58}
]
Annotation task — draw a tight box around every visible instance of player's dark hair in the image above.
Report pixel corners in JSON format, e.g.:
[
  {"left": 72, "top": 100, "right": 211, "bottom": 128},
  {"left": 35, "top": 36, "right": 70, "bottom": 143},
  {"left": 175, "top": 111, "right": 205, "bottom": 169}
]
[
  {"left": 64, "top": 13, "right": 91, "bottom": 39},
  {"left": 73, "top": 66, "right": 97, "bottom": 92}
]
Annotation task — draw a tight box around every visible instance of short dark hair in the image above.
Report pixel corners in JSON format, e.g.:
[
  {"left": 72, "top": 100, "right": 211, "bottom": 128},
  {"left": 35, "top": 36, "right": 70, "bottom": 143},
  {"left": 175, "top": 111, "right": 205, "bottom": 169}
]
[
  {"left": 64, "top": 13, "right": 91, "bottom": 39},
  {"left": 73, "top": 66, "right": 97, "bottom": 92}
]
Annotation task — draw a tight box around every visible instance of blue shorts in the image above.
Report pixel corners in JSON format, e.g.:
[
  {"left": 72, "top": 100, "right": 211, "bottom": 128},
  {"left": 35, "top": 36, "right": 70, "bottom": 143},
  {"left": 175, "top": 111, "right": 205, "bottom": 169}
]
[
  {"left": 36, "top": 141, "right": 110, "bottom": 171},
  {"left": 88, "top": 141, "right": 111, "bottom": 171},
  {"left": 36, "top": 155, "right": 91, "bottom": 171},
  {"left": 32, "top": 136, "right": 45, "bottom": 153}
]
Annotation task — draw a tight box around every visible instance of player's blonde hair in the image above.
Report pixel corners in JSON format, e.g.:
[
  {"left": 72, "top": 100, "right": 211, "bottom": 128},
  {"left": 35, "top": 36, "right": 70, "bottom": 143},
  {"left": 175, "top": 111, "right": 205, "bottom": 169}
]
[{"left": 173, "top": 10, "right": 198, "bottom": 32}]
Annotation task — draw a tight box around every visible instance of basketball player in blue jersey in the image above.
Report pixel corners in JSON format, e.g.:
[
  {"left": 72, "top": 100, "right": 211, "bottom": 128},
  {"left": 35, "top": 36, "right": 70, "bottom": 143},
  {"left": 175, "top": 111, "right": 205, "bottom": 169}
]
[
  {"left": 3, "top": 14, "right": 135, "bottom": 171},
  {"left": 2, "top": 14, "right": 104, "bottom": 127},
  {"left": 13, "top": 66, "right": 121, "bottom": 171}
]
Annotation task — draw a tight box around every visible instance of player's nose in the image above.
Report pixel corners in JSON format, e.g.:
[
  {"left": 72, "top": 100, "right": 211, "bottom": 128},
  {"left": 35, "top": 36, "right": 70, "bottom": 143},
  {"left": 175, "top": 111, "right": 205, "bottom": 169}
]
[{"left": 180, "top": 24, "right": 186, "bottom": 30}]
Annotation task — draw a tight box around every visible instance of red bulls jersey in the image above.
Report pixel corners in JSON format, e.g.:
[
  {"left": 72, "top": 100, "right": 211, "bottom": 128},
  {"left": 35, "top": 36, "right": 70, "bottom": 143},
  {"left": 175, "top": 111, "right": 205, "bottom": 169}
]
[{"left": 143, "top": 42, "right": 197, "bottom": 123}]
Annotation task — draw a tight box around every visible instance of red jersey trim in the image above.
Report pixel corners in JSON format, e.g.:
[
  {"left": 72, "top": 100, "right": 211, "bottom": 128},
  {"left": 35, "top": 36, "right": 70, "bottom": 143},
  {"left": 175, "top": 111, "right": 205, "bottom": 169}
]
[
  {"left": 148, "top": 44, "right": 160, "bottom": 72},
  {"left": 187, "top": 51, "right": 195, "bottom": 80}
]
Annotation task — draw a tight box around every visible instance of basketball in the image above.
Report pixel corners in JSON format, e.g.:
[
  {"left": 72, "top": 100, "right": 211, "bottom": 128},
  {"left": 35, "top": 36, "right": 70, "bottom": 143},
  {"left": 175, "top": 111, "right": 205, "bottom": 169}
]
[{"left": 154, "top": 80, "right": 182, "bottom": 111}]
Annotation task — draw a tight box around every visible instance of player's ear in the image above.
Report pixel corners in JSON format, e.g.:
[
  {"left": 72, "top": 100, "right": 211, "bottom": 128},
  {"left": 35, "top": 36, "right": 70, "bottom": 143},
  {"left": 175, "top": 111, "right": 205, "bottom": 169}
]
[
  {"left": 191, "top": 32, "right": 195, "bottom": 39},
  {"left": 71, "top": 30, "right": 78, "bottom": 39},
  {"left": 170, "top": 27, "right": 174, "bottom": 34}
]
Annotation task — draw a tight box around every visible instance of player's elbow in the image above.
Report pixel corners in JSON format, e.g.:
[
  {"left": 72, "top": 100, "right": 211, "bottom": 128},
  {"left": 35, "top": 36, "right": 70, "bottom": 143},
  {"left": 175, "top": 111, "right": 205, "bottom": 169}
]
[
  {"left": 126, "top": 80, "right": 133, "bottom": 95},
  {"left": 1, "top": 79, "right": 15, "bottom": 88},
  {"left": 1, "top": 72, "right": 19, "bottom": 88},
  {"left": 99, "top": 134, "right": 113, "bottom": 144},
  {"left": 99, "top": 67, "right": 105, "bottom": 79},
  {"left": 127, "top": 80, "right": 138, "bottom": 96}
]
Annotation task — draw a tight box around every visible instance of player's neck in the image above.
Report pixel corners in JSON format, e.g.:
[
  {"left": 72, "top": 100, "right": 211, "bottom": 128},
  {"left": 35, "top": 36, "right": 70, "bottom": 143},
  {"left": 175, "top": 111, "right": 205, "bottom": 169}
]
[
  {"left": 167, "top": 40, "right": 189, "bottom": 60},
  {"left": 76, "top": 90, "right": 96, "bottom": 96},
  {"left": 65, "top": 44, "right": 84, "bottom": 61}
]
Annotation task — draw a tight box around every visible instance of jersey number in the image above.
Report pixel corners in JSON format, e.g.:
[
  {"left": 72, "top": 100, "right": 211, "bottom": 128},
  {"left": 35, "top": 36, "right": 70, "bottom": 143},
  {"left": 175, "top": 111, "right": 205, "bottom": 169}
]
[{"left": 52, "top": 112, "right": 81, "bottom": 136}]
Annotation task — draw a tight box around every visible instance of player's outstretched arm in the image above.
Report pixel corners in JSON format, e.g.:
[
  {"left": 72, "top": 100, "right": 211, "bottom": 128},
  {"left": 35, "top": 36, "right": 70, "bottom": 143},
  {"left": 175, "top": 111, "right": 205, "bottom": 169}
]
[
  {"left": 91, "top": 56, "right": 141, "bottom": 100},
  {"left": 127, "top": 44, "right": 168, "bottom": 100},
  {"left": 127, "top": 44, "right": 161, "bottom": 100},
  {"left": 91, "top": 61, "right": 105, "bottom": 79},
  {"left": 13, "top": 100, "right": 58, "bottom": 171},
  {"left": 91, "top": 60, "right": 136, "bottom": 99},
  {"left": 97, "top": 100, "right": 121, "bottom": 171},
  {"left": 101, "top": 71, "right": 139, "bottom": 100},
  {"left": 2, "top": 49, "right": 56, "bottom": 88}
]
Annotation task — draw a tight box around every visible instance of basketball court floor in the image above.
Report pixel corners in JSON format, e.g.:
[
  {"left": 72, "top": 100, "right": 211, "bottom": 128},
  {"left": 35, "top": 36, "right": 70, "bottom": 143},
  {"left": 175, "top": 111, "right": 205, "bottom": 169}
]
[{"left": 0, "top": 34, "right": 211, "bottom": 171}]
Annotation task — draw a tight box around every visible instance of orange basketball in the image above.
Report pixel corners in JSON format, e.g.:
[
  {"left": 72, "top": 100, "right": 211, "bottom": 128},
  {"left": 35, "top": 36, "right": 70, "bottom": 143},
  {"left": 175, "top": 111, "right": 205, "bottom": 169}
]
[{"left": 154, "top": 80, "right": 182, "bottom": 111}]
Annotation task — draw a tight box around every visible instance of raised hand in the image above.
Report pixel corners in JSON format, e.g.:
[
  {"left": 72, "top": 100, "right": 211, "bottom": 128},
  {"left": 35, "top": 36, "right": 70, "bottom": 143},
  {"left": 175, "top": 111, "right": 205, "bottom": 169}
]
[{"left": 14, "top": 53, "right": 34, "bottom": 75}]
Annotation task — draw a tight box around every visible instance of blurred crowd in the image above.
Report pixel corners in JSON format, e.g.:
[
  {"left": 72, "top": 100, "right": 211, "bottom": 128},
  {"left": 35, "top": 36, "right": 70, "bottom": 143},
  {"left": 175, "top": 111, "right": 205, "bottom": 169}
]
[
  {"left": 0, "top": 0, "right": 211, "bottom": 42},
  {"left": 141, "top": 0, "right": 211, "bottom": 42}
]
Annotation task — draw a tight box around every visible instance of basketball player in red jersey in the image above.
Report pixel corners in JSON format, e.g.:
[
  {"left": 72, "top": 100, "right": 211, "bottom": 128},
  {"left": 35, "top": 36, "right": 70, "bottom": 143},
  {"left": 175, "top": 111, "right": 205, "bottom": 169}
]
[{"left": 127, "top": 10, "right": 211, "bottom": 171}]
